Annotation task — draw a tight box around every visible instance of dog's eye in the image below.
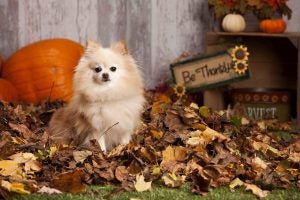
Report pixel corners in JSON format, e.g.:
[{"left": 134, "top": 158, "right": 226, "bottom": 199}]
[
  {"left": 110, "top": 66, "right": 117, "bottom": 72},
  {"left": 95, "top": 67, "right": 102, "bottom": 73}
]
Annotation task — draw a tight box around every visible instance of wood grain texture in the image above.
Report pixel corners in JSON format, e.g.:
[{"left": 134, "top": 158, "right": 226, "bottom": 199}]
[{"left": 0, "top": 0, "right": 19, "bottom": 60}]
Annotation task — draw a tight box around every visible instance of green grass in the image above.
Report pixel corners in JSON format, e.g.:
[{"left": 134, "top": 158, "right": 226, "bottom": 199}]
[{"left": 10, "top": 184, "right": 300, "bottom": 200}]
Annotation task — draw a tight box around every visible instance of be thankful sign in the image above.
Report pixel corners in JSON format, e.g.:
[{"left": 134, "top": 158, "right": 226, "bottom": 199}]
[{"left": 171, "top": 46, "right": 250, "bottom": 90}]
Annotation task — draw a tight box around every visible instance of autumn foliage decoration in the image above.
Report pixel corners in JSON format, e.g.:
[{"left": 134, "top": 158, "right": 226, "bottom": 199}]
[
  {"left": 208, "top": 0, "right": 292, "bottom": 20},
  {"left": 2, "top": 39, "right": 84, "bottom": 104}
]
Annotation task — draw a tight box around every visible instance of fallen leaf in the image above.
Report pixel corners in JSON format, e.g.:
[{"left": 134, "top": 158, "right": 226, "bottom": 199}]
[
  {"left": 37, "top": 186, "right": 62, "bottom": 194},
  {"left": 9, "top": 152, "right": 37, "bottom": 163},
  {"left": 162, "top": 146, "right": 187, "bottom": 162},
  {"left": 244, "top": 183, "right": 269, "bottom": 198},
  {"left": 150, "top": 130, "right": 164, "bottom": 140},
  {"left": 1, "top": 180, "right": 30, "bottom": 194},
  {"left": 199, "top": 106, "right": 210, "bottom": 118},
  {"left": 0, "top": 160, "right": 21, "bottom": 177},
  {"left": 251, "top": 157, "right": 268, "bottom": 172},
  {"left": 115, "top": 166, "right": 129, "bottom": 182},
  {"left": 73, "top": 150, "right": 92, "bottom": 163},
  {"left": 51, "top": 169, "right": 86, "bottom": 193},
  {"left": 151, "top": 166, "right": 161, "bottom": 175},
  {"left": 229, "top": 178, "right": 244, "bottom": 189},
  {"left": 191, "top": 169, "right": 211, "bottom": 196},
  {"left": 9, "top": 122, "right": 34, "bottom": 139},
  {"left": 49, "top": 146, "right": 58, "bottom": 157},
  {"left": 162, "top": 146, "right": 176, "bottom": 162},
  {"left": 134, "top": 174, "right": 152, "bottom": 192},
  {"left": 162, "top": 173, "right": 186, "bottom": 188}
]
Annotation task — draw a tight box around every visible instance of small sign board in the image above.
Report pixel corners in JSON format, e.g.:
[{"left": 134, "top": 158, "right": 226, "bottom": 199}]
[{"left": 171, "top": 51, "right": 250, "bottom": 91}]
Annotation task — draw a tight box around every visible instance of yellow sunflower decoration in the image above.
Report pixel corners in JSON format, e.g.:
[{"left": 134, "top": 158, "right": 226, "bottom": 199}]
[
  {"left": 173, "top": 84, "right": 186, "bottom": 98},
  {"left": 231, "top": 45, "right": 250, "bottom": 62},
  {"left": 234, "top": 60, "right": 248, "bottom": 75},
  {"left": 231, "top": 45, "right": 250, "bottom": 75}
]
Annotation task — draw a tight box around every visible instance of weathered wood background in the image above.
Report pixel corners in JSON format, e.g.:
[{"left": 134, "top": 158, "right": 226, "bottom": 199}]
[{"left": 0, "top": 0, "right": 299, "bottom": 88}]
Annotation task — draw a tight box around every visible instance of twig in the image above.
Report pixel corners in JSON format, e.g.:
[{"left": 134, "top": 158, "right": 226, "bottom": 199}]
[{"left": 99, "top": 122, "right": 119, "bottom": 138}]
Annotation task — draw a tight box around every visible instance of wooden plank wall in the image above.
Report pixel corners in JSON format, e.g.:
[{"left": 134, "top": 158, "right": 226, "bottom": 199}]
[{"left": 0, "top": 0, "right": 211, "bottom": 89}]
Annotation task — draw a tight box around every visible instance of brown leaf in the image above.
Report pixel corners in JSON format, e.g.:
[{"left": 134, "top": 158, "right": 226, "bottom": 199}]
[
  {"left": 115, "top": 166, "right": 129, "bottom": 182},
  {"left": 162, "top": 146, "right": 187, "bottom": 162},
  {"left": 139, "top": 147, "right": 157, "bottom": 164},
  {"left": 51, "top": 169, "right": 86, "bottom": 193},
  {"left": 96, "top": 168, "right": 115, "bottom": 181},
  {"left": 9, "top": 122, "right": 34, "bottom": 139},
  {"left": 191, "top": 169, "right": 211, "bottom": 196}
]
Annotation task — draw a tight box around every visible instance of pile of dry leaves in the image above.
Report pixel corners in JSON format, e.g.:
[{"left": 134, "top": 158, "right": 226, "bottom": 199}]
[{"left": 0, "top": 90, "right": 299, "bottom": 199}]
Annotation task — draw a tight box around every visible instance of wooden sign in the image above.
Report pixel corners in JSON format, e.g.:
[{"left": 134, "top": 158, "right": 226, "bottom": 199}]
[{"left": 171, "top": 49, "right": 250, "bottom": 91}]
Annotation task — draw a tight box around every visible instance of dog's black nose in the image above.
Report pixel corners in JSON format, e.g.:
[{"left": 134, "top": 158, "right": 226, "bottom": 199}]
[{"left": 102, "top": 73, "right": 110, "bottom": 81}]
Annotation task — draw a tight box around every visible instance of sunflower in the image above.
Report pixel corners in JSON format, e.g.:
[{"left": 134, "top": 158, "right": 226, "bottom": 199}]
[
  {"left": 173, "top": 84, "right": 186, "bottom": 97},
  {"left": 231, "top": 45, "right": 250, "bottom": 62},
  {"left": 234, "top": 60, "right": 248, "bottom": 75}
]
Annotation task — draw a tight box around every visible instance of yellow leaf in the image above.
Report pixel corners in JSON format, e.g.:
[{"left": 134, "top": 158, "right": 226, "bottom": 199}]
[
  {"left": 229, "top": 178, "right": 244, "bottom": 189},
  {"left": 150, "top": 130, "right": 164, "bottom": 140},
  {"left": 1, "top": 180, "right": 30, "bottom": 194},
  {"left": 0, "top": 160, "right": 21, "bottom": 177},
  {"left": 162, "top": 146, "right": 176, "bottom": 162},
  {"left": 199, "top": 106, "right": 210, "bottom": 118},
  {"left": 134, "top": 174, "right": 152, "bottom": 192},
  {"left": 151, "top": 167, "right": 161, "bottom": 175},
  {"left": 244, "top": 183, "right": 269, "bottom": 198},
  {"left": 49, "top": 146, "right": 58, "bottom": 157}
]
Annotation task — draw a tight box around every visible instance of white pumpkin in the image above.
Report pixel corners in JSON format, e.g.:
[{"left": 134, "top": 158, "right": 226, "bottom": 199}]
[{"left": 222, "top": 14, "right": 246, "bottom": 32}]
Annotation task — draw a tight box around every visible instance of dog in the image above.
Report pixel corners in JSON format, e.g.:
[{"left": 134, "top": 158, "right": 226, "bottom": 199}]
[{"left": 48, "top": 40, "right": 145, "bottom": 152}]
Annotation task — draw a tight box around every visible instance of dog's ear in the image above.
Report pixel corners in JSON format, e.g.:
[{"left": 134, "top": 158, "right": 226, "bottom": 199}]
[
  {"left": 111, "top": 40, "right": 128, "bottom": 55},
  {"left": 85, "top": 40, "right": 101, "bottom": 52}
]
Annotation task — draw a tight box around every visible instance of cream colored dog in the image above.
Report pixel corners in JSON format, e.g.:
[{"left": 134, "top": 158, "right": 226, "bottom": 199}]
[{"left": 48, "top": 40, "right": 145, "bottom": 152}]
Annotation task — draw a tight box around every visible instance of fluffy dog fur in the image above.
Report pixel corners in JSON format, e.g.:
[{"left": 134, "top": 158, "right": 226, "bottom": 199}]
[{"left": 48, "top": 40, "right": 145, "bottom": 152}]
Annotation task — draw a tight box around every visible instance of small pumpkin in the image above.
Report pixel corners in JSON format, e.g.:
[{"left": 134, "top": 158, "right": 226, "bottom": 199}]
[
  {"left": 222, "top": 14, "right": 246, "bottom": 32},
  {"left": 259, "top": 19, "right": 286, "bottom": 33},
  {"left": 0, "top": 78, "right": 19, "bottom": 102},
  {"left": 2, "top": 38, "right": 84, "bottom": 104}
]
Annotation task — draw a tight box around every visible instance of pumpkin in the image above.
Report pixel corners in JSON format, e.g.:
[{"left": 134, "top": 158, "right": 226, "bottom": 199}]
[
  {"left": 222, "top": 14, "right": 246, "bottom": 32},
  {"left": 259, "top": 19, "right": 286, "bottom": 33},
  {"left": 2, "top": 38, "right": 84, "bottom": 104},
  {"left": 0, "top": 78, "right": 19, "bottom": 102}
]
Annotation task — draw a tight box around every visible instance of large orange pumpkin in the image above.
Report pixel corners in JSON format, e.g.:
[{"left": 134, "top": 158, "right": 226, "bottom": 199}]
[
  {"left": 0, "top": 78, "right": 19, "bottom": 102},
  {"left": 2, "top": 38, "right": 84, "bottom": 104},
  {"left": 259, "top": 19, "right": 286, "bottom": 33}
]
